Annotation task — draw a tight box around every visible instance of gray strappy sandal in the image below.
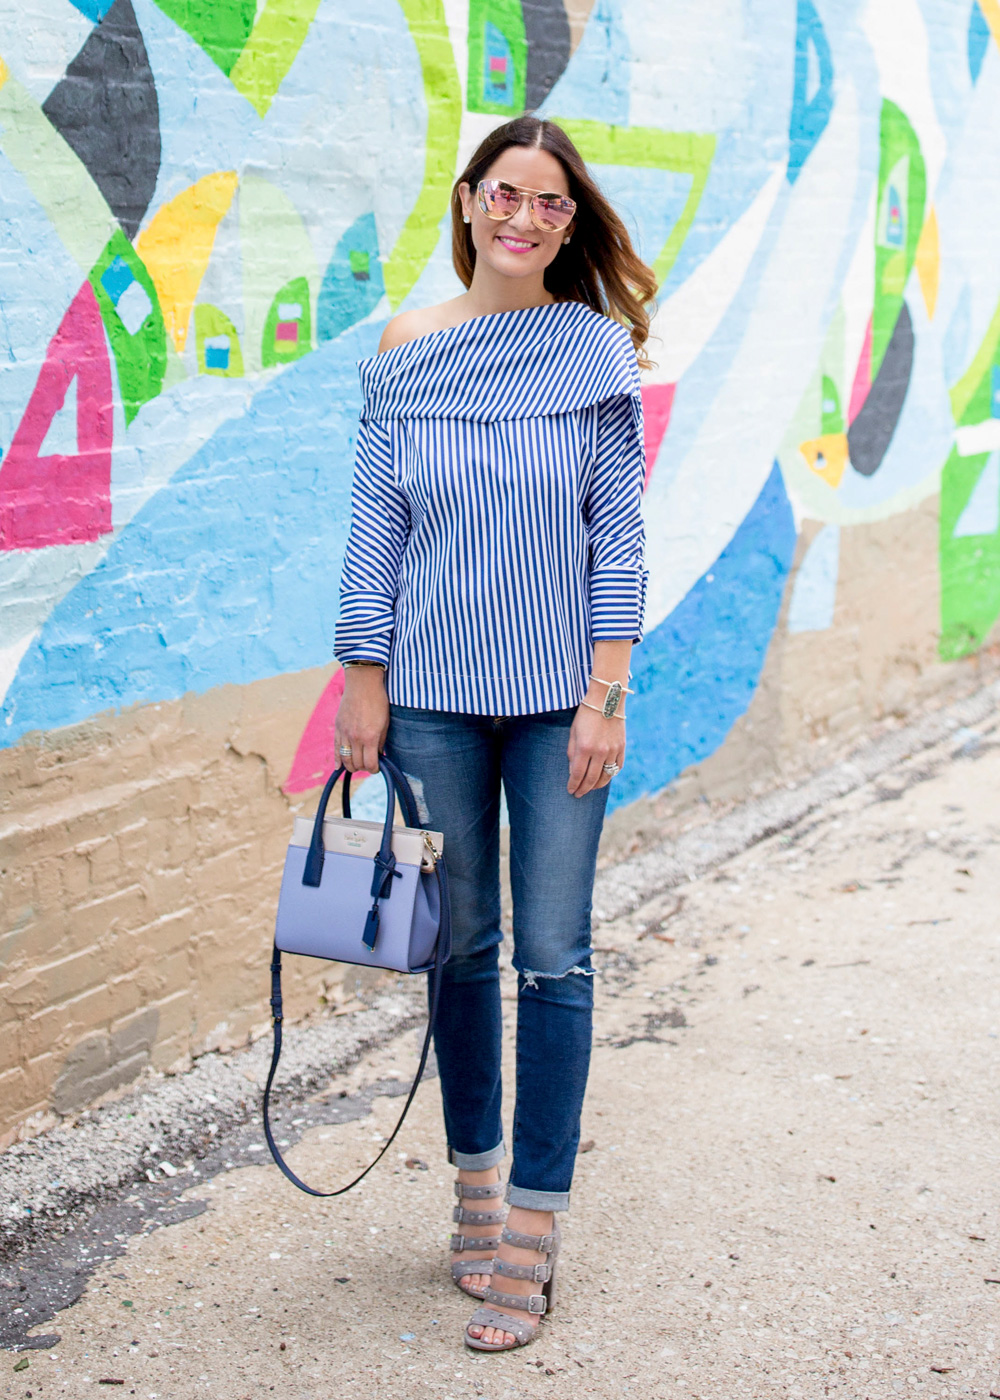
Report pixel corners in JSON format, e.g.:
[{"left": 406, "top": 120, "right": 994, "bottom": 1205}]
[
  {"left": 464, "top": 1221, "right": 560, "bottom": 1351},
  {"left": 450, "top": 1178, "right": 506, "bottom": 1298}
]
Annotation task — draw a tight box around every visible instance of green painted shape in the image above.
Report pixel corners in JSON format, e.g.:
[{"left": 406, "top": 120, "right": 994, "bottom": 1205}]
[
  {"left": 939, "top": 447, "right": 1000, "bottom": 659},
  {"left": 348, "top": 250, "right": 370, "bottom": 277},
  {"left": 194, "top": 303, "right": 245, "bottom": 377},
  {"left": 467, "top": 0, "right": 526, "bottom": 115},
  {"left": 89, "top": 232, "right": 167, "bottom": 426},
  {"left": 228, "top": 0, "right": 322, "bottom": 116},
  {"left": 262, "top": 275, "right": 312, "bottom": 367},
  {"left": 872, "top": 101, "right": 925, "bottom": 378},
  {"left": 0, "top": 66, "right": 115, "bottom": 273},
  {"left": 152, "top": 0, "right": 256, "bottom": 76},
  {"left": 879, "top": 248, "right": 907, "bottom": 300},
  {"left": 820, "top": 373, "right": 843, "bottom": 436},
  {"left": 382, "top": 0, "right": 462, "bottom": 310},
  {"left": 939, "top": 302, "right": 1000, "bottom": 660},
  {"left": 551, "top": 120, "right": 716, "bottom": 288}
]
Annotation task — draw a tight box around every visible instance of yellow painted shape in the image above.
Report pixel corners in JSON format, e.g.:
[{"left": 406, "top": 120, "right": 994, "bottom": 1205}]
[
  {"left": 135, "top": 172, "right": 238, "bottom": 352},
  {"left": 800, "top": 433, "right": 849, "bottom": 488},
  {"left": 915, "top": 206, "right": 939, "bottom": 320},
  {"left": 0, "top": 54, "right": 9, "bottom": 89},
  {"left": 978, "top": 0, "right": 1000, "bottom": 47}
]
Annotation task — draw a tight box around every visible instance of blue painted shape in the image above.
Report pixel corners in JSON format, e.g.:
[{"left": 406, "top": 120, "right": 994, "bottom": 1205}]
[
  {"left": 205, "top": 343, "right": 230, "bottom": 370},
  {"left": 588, "top": 164, "right": 694, "bottom": 277},
  {"left": 884, "top": 184, "right": 904, "bottom": 247},
  {"left": 787, "top": 524, "right": 839, "bottom": 633},
  {"left": 992, "top": 364, "right": 1000, "bottom": 418},
  {"left": 484, "top": 21, "right": 514, "bottom": 106},
  {"left": 100, "top": 255, "right": 135, "bottom": 305},
  {"left": 317, "top": 212, "right": 385, "bottom": 344},
  {"left": 953, "top": 452, "right": 1000, "bottom": 538},
  {"left": 608, "top": 463, "right": 796, "bottom": 813},
  {"left": 0, "top": 320, "right": 384, "bottom": 748},
  {"left": 942, "top": 284, "right": 972, "bottom": 385},
  {"left": 537, "top": 0, "right": 630, "bottom": 127},
  {"left": 969, "top": 0, "right": 991, "bottom": 82},
  {"left": 787, "top": 0, "right": 834, "bottom": 185},
  {"left": 68, "top": 0, "right": 116, "bottom": 20}
]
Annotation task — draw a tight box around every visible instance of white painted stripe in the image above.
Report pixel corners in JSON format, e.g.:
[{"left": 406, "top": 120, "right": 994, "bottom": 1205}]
[{"left": 955, "top": 420, "right": 1000, "bottom": 456}]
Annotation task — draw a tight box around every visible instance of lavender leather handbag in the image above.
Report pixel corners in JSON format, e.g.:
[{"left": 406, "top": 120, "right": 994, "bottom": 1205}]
[{"left": 263, "top": 754, "right": 451, "bottom": 1196}]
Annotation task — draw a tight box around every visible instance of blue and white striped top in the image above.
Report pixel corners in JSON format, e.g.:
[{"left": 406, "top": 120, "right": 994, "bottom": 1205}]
[{"left": 334, "top": 300, "right": 647, "bottom": 716}]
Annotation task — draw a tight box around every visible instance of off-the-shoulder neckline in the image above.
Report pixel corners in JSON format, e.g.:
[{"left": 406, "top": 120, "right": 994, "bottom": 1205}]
[{"left": 359, "top": 299, "right": 599, "bottom": 367}]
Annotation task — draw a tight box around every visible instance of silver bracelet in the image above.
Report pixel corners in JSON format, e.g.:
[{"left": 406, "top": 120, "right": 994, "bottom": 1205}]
[
  {"left": 580, "top": 699, "right": 625, "bottom": 720},
  {"left": 588, "top": 673, "right": 634, "bottom": 694}
]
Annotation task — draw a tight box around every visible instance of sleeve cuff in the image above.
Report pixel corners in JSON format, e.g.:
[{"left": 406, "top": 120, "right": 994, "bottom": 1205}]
[{"left": 589, "top": 568, "right": 648, "bottom": 644}]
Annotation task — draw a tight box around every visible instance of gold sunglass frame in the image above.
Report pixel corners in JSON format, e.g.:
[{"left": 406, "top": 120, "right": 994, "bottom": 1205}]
[{"left": 475, "top": 178, "right": 577, "bottom": 233}]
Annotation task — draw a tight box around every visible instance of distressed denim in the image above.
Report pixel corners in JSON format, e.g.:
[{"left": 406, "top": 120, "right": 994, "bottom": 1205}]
[{"left": 384, "top": 703, "right": 610, "bottom": 1211}]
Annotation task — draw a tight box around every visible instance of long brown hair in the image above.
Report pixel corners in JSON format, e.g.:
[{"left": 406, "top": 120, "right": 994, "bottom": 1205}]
[{"left": 451, "top": 116, "right": 658, "bottom": 369}]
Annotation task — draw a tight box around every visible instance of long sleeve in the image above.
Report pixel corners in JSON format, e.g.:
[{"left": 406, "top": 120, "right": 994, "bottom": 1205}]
[
  {"left": 585, "top": 393, "right": 648, "bottom": 643},
  {"left": 334, "top": 415, "right": 410, "bottom": 666}
]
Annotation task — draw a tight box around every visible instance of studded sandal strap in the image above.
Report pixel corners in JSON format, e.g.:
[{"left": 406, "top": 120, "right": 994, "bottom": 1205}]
[
  {"left": 466, "top": 1305, "right": 536, "bottom": 1345},
  {"left": 493, "top": 1255, "right": 552, "bottom": 1283},
  {"left": 451, "top": 1257, "right": 494, "bottom": 1280},
  {"left": 450, "top": 1232, "right": 502, "bottom": 1253},
  {"left": 454, "top": 1181, "right": 504, "bottom": 1200},
  {"left": 482, "top": 1283, "right": 548, "bottom": 1315},
  {"left": 454, "top": 1205, "right": 505, "bottom": 1226},
  {"left": 500, "top": 1225, "right": 556, "bottom": 1252}
]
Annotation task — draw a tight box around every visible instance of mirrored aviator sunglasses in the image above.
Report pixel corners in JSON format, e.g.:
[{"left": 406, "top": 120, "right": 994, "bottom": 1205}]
[{"left": 476, "top": 178, "right": 576, "bottom": 232}]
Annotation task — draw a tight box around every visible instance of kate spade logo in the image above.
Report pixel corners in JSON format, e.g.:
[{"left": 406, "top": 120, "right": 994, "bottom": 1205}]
[{"left": 343, "top": 830, "right": 366, "bottom": 848}]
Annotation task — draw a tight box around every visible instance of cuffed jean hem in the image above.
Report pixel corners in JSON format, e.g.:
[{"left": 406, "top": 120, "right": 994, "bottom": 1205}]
[
  {"left": 505, "top": 1183, "right": 570, "bottom": 1212},
  {"left": 448, "top": 1142, "right": 506, "bottom": 1170}
]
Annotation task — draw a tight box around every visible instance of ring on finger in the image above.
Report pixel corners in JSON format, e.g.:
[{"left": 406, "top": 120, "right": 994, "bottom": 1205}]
[{"left": 602, "top": 761, "right": 621, "bottom": 776}]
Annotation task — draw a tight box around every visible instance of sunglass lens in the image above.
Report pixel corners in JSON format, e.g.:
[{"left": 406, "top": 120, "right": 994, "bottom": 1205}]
[
  {"left": 479, "top": 180, "right": 521, "bottom": 218},
  {"left": 531, "top": 195, "right": 575, "bottom": 231}
]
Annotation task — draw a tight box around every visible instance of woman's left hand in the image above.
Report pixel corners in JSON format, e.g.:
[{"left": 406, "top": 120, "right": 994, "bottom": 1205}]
[{"left": 567, "top": 704, "right": 625, "bottom": 797}]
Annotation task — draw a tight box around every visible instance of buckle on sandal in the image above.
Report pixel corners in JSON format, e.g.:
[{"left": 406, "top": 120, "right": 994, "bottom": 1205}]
[{"left": 527, "top": 1294, "right": 548, "bottom": 1315}]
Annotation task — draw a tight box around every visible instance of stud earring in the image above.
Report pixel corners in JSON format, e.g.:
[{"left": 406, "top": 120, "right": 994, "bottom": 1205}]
[
  {"left": 463, "top": 215, "right": 471, "bottom": 224},
  {"left": 563, "top": 236, "right": 571, "bottom": 245}
]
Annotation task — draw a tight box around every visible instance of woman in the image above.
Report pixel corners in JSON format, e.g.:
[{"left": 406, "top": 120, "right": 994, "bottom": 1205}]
[{"left": 333, "top": 114, "right": 657, "bottom": 1352}]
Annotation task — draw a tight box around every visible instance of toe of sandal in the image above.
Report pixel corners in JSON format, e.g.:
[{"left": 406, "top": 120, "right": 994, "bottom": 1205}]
[
  {"left": 451, "top": 1257, "right": 494, "bottom": 1297},
  {"left": 464, "top": 1305, "right": 538, "bottom": 1351}
]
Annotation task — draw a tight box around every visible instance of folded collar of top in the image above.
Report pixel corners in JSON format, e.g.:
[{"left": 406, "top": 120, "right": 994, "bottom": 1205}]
[{"left": 357, "top": 300, "right": 641, "bottom": 424}]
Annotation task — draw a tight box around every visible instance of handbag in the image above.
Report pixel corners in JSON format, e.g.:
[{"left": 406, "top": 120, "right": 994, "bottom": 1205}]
[{"left": 263, "top": 753, "right": 451, "bottom": 1196}]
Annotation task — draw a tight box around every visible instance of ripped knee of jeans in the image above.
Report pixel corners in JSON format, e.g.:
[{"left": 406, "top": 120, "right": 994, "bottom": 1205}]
[
  {"left": 520, "top": 963, "right": 596, "bottom": 990},
  {"left": 400, "top": 771, "right": 431, "bottom": 825}
]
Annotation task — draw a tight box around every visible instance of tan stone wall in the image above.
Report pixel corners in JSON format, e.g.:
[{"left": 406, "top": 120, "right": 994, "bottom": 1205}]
[
  {"left": 0, "top": 666, "right": 354, "bottom": 1149},
  {"left": 3, "top": 499, "right": 997, "bottom": 1145}
]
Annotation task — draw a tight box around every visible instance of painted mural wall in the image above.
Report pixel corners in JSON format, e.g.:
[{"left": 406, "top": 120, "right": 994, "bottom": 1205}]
[{"left": 2, "top": 0, "right": 1000, "bottom": 1138}]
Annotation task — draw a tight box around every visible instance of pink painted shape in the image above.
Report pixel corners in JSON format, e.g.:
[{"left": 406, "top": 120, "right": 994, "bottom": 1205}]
[
  {"left": 640, "top": 382, "right": 676, "bottom": 490},
  {"left": 284, "top": 668, "right": 370, "bottom": 795},
  {"left": 848, "top": 314, "right": 873, "bottom": 425},
  {"left": 0, "top": 282, "right": 113, "bottom": 551},
  {"left": 275, "top": 321, "right": 299, "bottom": 343}
]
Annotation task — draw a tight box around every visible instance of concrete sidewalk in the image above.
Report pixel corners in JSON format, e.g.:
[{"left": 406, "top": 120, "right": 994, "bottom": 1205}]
[{"left": 4, "top": 709, "right": 1000, "bottom": 1399}]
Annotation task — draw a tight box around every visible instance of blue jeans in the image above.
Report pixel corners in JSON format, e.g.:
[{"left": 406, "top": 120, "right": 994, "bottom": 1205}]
[{"left": 384, "top": 703, "right": 609, "bottom": 1212}]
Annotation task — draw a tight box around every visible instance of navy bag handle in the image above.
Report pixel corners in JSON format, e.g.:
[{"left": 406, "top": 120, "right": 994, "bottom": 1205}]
[{"left": 263, "top": 756, "right": 450, "bottom": 1197}]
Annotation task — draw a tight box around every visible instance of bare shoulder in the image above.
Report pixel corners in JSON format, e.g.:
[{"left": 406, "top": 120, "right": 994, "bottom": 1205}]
[{"left": 377, "top": 297, "right": 471, "bottom": 354}]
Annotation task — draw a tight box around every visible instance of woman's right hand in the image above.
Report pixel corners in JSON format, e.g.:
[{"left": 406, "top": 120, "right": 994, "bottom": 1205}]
[{"left": 334, "top": 665, "right": 390, "bottom": 773}]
